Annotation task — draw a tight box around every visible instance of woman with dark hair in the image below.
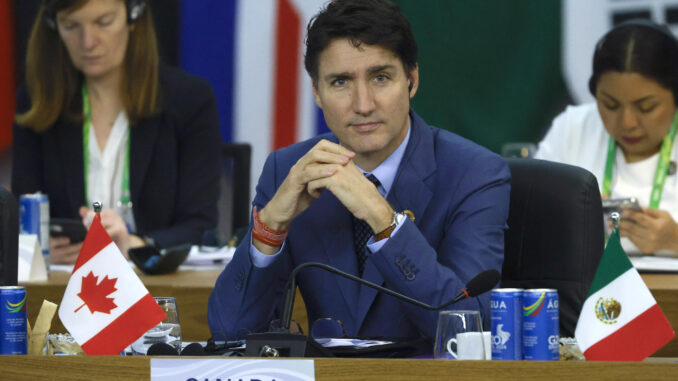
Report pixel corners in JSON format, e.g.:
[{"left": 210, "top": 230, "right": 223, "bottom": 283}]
[
  {"left": 12, "top": 0, "right": 221, "bottom": 263},
  {"left": 536, "top": 20, "right": 678, "bottom": 255}
]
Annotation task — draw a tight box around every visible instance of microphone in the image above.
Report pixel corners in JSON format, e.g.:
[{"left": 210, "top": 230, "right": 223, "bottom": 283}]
[
  {"left": 245, "top": 262, "right": 499, "bottom": 357},
  {"left": 180, "top": 342, "right": 207, "bottom": 356},
  {"left": 280, "top": 262, "right": 500, "bottom": 331},
  {"left": 146, "top": 342, "right": 208, "bottom": 356},
  {"left": 461, "top": 267, "right": 503, "bottom": 299},
  {"left": 146, "top": 342, "right": 179, "bottom": 356}
]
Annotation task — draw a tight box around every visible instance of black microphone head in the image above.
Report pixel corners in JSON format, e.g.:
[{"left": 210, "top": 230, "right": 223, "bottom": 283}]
[
  {"left": 180, "top": 342, "right": 207, "bottom": 356},
  {"left": 146, "top": 342, "right": 179, "bottom": 356},
  {"left": 466, "top": 269, "right": 500, "bottom": 297}
]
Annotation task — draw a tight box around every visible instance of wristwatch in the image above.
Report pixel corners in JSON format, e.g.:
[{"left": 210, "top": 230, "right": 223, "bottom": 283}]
[{"left": 374, "top": 211, "right": 406, "bottom": 241}]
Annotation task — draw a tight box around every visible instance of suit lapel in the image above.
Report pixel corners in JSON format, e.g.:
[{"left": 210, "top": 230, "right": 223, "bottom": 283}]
[
  {"left": 306, "top": 191, "right": 361, "bottom": 323},
  {"left": 57, "top": 122, "right": 85, "bottom": 211},
  {"left": 129, "top": 117, "right": 161, "bottom": 207},
  {"left": 355, "top": 258, "right": 384, "bottom": 329},
  {"left": 354, "top": 111, "right": 437, "bottom": 330},
  {"left": 388, "top": 112, "right": 436, "bottom": 225}
]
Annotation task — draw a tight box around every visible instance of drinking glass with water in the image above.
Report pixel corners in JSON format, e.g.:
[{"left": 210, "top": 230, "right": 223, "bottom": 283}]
[{"left": 131, "top": 297, "right": 182, "bottom": 355}]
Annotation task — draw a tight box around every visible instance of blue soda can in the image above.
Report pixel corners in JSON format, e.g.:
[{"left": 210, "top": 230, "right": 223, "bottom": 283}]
[
  {"left": 491, "top": 288, "right": 523, "bottom": 360},
  {"left": 20, "top": 192, "right": 50, "bottom": 271},
  {"left": 0, "top": 286, "right": 28, "bottom": 355},
  {"left": 522, "top": 288, "right": 559, "bottom": 360}
]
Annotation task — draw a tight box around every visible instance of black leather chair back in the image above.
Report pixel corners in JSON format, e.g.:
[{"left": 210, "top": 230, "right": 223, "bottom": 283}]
[
  {"left": 0, "top": 187, "right": 18, "bottom": 286},
  {"left": 214, "top": 143, "right": 251, "bottom": 246},
  {"left": 501, "top": 159, "right": 604, "bottom": 337}
]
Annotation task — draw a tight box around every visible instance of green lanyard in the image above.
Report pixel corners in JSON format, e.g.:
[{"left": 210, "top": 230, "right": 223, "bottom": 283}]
[
  {"left": 82, "top": 85, "right": 131, "bottom": 207},
  {"left": 601, "top": 111, "right": 678, "bottom": 209}
]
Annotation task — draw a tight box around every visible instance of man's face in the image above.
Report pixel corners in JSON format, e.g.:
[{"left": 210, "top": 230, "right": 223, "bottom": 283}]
[{"left": 313, "top": 39, "right": 418, "bottom": 169}]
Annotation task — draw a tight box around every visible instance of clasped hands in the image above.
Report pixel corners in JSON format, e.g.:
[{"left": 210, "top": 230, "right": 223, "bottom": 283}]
[{"left": 254, "top": 140, "right": 394, "bottom": 253}]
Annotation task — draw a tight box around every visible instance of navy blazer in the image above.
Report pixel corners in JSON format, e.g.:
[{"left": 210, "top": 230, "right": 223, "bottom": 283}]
[
  {"left": 11, "top": 66, "right": 221, "bottom": 248},
  {"left": 208, "top": 111, "right": 510, "bottom": 343}
]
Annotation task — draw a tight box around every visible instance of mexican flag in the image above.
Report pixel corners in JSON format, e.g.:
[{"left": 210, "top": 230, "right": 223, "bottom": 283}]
[
  {"left": 58, "top": 214, "right": 166, "bottom": 355},
  {"left": 574, "top": 229, "right": 675, "bottom": 361}
]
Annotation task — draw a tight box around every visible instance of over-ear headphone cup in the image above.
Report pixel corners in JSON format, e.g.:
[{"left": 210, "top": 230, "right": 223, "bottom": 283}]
[
  {"left": 127, "top": 0, "right": 147, "bottom": 24},
  {"left": 42, "top": 0, "right": 147, "bottom": 29},
  {"left": 180, "top": 342, "right": 207, "bottom": 356},
  {"left": 146, "top": 342, "right": 179, "bottom": 356}
]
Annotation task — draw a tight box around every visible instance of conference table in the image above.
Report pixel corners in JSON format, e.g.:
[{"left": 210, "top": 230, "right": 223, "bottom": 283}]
[
  {"left": 0, "top": 356, "right": 677, "bottom": 380},
  {"left": 18, "top": 268, "right": 678, "bottom": 357}
]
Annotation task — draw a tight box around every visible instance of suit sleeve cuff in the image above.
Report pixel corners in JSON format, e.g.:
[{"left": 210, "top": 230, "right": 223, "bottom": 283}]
[
  {"left": 366, "top": 216, "right": 407, "bottom": 253},
  {"left": 249, "top": 234, "right": 285, "bottom": 268}
]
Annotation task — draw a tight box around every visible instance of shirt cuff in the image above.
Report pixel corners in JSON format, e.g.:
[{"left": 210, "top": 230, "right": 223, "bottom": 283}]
[
  {"left": 366, "top": 216, "right": 407, "bottom": 253},
  {"left": 249, "top": 234, "right": 285, "bottom": 268}
]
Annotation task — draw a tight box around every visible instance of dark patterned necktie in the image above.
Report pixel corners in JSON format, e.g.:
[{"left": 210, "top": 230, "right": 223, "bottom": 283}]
[{"left": 352, "top": 174, "right": 381, "bottom": 276}]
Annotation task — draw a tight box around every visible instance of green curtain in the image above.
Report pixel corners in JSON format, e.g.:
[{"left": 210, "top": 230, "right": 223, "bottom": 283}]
[{"left": 393, "top": 0, "right": 569, "bottom": 153}]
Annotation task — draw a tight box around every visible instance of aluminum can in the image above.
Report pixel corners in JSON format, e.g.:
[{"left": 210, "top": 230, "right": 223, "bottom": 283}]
[
  {"left": 491, "top": 288, "right": 523, "bottom": 360},
  {"left": 19, "top": 192, "right": 50, "bottom": 270},
  {"left": 522, "top": 288, "right": 559, "bottom": 360},
  {"left": 0, "top": 286, "right": 28, "bottom": 355}
]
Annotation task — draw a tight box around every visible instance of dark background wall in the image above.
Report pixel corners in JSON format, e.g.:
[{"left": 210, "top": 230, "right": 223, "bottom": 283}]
[
  {"left": 394, "top": 0, "right": 570, "bottom": 153},
  {"left": 11, "top": 0, "right": 568, "bottom": 155}
]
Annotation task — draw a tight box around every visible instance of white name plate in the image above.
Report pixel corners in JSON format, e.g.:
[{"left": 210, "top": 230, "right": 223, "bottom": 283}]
[{"left": 150, "top": 359, "right": 315, "bottom": 381}]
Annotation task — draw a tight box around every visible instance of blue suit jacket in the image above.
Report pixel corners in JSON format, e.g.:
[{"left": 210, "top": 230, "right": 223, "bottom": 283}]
[{"left": 208, "top": 111, "right": 510, "bottom": 344}]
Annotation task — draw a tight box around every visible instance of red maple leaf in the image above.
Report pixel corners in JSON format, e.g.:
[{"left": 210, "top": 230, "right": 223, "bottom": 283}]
[{"left": 74, "top": 271, "right": 118, "bottom": 314}]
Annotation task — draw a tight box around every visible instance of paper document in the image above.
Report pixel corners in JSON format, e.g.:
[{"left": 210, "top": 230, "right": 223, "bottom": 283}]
[
  {"left": 184, "top": 245, "right": 235, "bottom": 266},
  {"left": 630, "top": 256, "right": 678, "bottom": 273},
  {"left": 315, "top": 338, "right": 393, "bottom": 348},
  {"left": 18, "top": 234, "right": 47, "bottom": 282}
]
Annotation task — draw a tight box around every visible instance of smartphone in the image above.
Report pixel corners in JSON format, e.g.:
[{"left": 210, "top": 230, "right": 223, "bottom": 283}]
[
  {"left": 128, "top": 244, "right": 191, "bottom": 275},
  {"left": 49, "top": 218, "right": 88, "bottom": 243},
  {"left": 602, "top": 197, "right": 641, "bottom": 214}
]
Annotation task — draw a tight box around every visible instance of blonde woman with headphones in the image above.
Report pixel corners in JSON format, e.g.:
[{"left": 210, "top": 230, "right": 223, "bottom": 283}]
[{"left": 12, "top": 0, "right": 221, "bottom": 263}]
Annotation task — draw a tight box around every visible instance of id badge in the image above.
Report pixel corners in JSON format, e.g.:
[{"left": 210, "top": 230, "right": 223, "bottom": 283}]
[{"left": 116, "top": 201, "right": 137, "bottom": 233}]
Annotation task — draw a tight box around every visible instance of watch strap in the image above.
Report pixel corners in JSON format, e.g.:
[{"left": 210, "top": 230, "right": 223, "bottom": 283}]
[
  {"left": 374, "top": 224, "right": 397, "bottom": 241},
  {"left": 374, "top": 211, "right": 404, "bottom": 242}
]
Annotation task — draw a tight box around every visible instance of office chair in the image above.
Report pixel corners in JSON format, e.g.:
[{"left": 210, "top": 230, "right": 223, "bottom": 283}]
[
  {"left": 501, "top": 159, "right": 604, "bottom": 337},
  {"left": 213, "top": 143, "right": 252, "bottom": 246},
  {"left": 0, "top": 187, "right": 18, "bottom": 286}
]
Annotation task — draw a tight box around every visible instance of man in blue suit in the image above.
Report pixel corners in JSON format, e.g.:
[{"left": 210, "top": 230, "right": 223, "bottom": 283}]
[{"left": 208, "top": 0, "right": 510, "bottom": 345}]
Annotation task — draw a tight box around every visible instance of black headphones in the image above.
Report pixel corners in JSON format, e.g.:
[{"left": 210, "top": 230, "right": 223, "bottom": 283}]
[
  {"left": 43, "top": 0, "right": 147, "bottom": 30},
  {"left": 588, "top": 18, "right": 678, "bottom": 95}
]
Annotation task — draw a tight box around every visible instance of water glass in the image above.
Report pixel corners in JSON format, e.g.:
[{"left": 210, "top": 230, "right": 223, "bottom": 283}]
[
  {"left": 131, "top": 297, "right": 182, "bottom": 355},
  {"left": 311, "top": 318, "right": 346, "bottom": 339},
  {"left": 434, "top": 310, "right": 486, "bottom": 360}
]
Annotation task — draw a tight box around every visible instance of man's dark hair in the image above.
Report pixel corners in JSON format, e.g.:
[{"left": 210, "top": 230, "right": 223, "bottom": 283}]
[
  {"left": 589, "top": 19, "right": 678, "bottom": 103},
  {"left": 304, "top": 0, "right": 418, "bottom": 85}
]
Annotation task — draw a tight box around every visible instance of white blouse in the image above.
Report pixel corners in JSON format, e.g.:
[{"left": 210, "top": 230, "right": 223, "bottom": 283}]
[
  {"left": 536, "top": 103, "right": 678, "bottom": 255},
  {"left": 86, "top": 111, "right": 129, "bottom": 212}
]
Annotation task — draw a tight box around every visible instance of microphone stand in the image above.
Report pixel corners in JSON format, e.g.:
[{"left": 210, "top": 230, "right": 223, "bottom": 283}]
[
  {"left": 281, "top": 262, "right": 472, "bottom": 330},
  {"left": 246, "top": 262, "right": 498, "bottom": 357}
]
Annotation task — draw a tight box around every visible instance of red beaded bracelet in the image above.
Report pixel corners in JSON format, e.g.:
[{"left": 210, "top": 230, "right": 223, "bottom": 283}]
[{"left": 252, "top": 206, "right": 289, "bottom": 247}]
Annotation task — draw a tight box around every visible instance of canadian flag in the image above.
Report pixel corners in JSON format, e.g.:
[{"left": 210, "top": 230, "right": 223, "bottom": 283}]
[{"left": 58, "top": 214, "right": 166, "bottom": 355}]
